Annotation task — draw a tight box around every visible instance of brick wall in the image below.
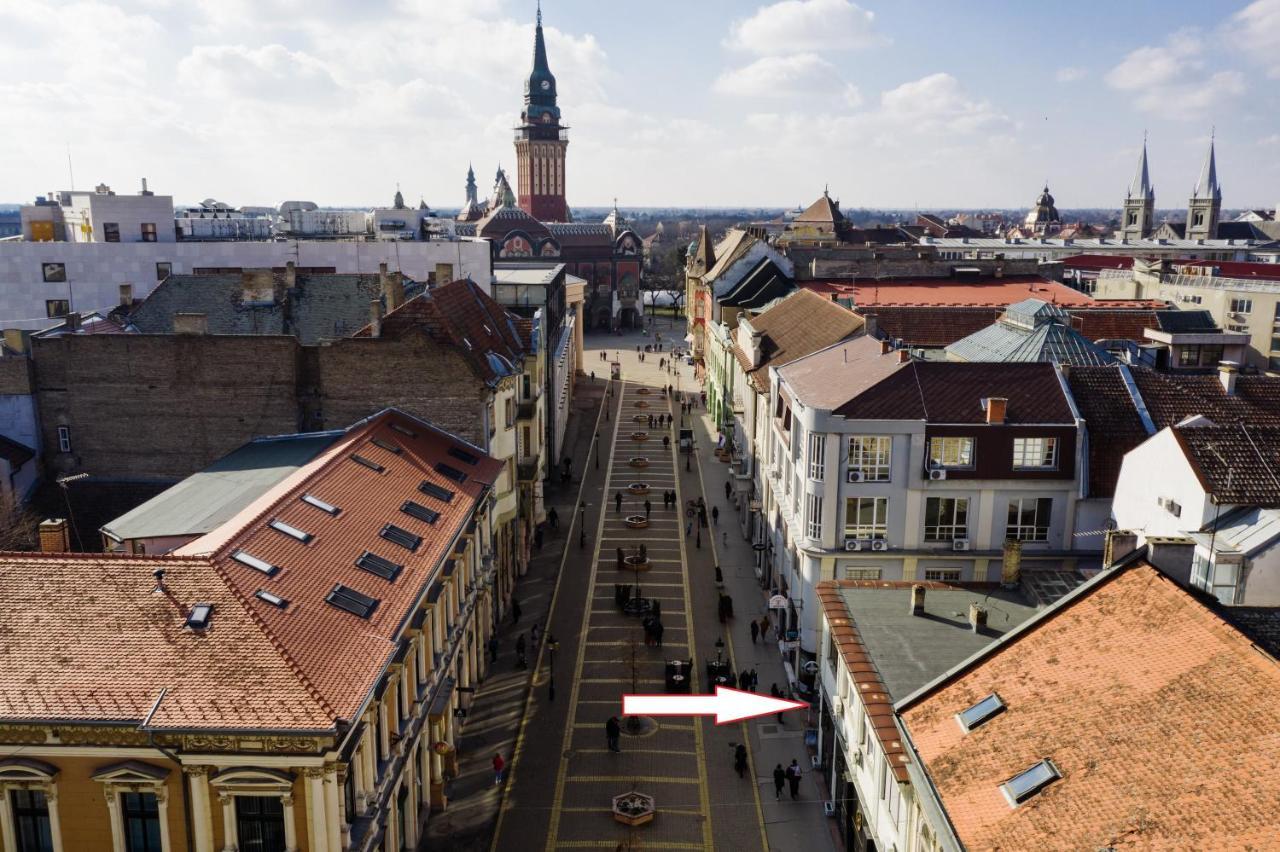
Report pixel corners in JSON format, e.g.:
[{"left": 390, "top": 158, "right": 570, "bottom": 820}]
[
  {"left": 0, "top": 355, "right": 33, "bottom": 395},
  {"left": 317, "top": 331, "right": 488, "bottom": 446},
  {"left": 33, "top": 334, "right": 302, "bottom": 480}
]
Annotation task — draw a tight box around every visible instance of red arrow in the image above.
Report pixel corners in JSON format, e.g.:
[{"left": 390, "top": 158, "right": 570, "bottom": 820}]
[{"left": 622, "top": 686, "right": 807, "bottom": 725}]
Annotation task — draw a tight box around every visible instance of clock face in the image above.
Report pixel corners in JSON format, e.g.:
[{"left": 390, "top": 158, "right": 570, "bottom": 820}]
[{"left": 540, "top": 80, "right": 551, "bottom": 91}]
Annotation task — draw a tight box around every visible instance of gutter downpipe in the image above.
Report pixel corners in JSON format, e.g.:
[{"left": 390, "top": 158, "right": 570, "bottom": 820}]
[{"left": 140, "top": 688, "right": 197, "bottom": 852}]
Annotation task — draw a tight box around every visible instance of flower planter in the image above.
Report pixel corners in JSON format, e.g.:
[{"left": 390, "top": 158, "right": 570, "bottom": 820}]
[
  {"left": 633, "top": 414, "right": 648, "bottom": 423},
  {"left": 628, "top": 457, "right": 649, "bottom": 468},
  {"left": 625, "top": 515, "right": 650, "bottom": 529},
  {"left": 628, "top": 482, "right": 650, "bottom": 494},
  {"left": 637, "top": 388, "right": 652, "bottom": 396},
  {"left": 632, "top": 432, "right": 649, "bottom": 441},
  {"left": 624, "top": 555, "right": 651, "bottom": 572},
  {"left": 634, "top": 400, "right": 650, "bottom": 409},
  {"left": 612, "top": 792, "right": 656, "bottom": 827}
]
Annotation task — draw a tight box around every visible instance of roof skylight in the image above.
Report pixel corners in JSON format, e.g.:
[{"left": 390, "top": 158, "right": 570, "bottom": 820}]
[
  {"left": 351, "top": 454, "right": 385, "bottom": 473},
  {"left": 390, "top": 423, "right": 417, "bottom": 438},
  {"left": 419, "top": 480, "right": 455, "bottom": 503},
  {"left": 255, "top": 589, "right": 289, "bottom": 609},
  {"left": 301, "top": 494, "right": 340, "bottom": 515},
  {"left": 956, "top": 693, "right": 1005, "bottom": 732},
  {"left": 269, "top": 518, "right": 313, "bottom": 544},
  {"left": 371, "top": 438, "right": 402, "bottom": 454},
  {"left": 436, "top": 462, "right": 467, "bottom": 483},
  {"left": 380, "top": 524, "right": 422, "bottom": 552},
  {"left": 401, "top": 500, "right": 440, "bottom": 524},
  {"left": 232, "top": 550, "right": 279, "bottom": 576},
  {"left": 356, "top": 551, "right": 403, "bottom": 581},
  {"left": 325, "top": 584, "right": 379, "bottom": 619},
  {"left": 448, "top": 446, "right": 480, "bottom": 466},
  {"left": 1001, "top": 760, "right": 1060, "bottom": 806},
  {"left": 186, "top": 603, "right": 214, "bottom": 630}
]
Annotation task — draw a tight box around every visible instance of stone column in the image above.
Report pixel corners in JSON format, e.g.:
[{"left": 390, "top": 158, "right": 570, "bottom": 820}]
[
  {"left": 351, "top": 741, "right": 368, "bottom": 817},
  {"left": 0, "top": 790, "right": 17, "bottom": 852},
  {"left": 45, "top": 788, "right": 65, "bottom": 852},
  {"left": 218, "top": 791, "right": 237, "bottom": 852},
  {"left": 336, "top": 769, "right": 350, "bottom": 850},
  {"left": 104, "top": 786, "right": 125, "bottom": 852},
  {"left": 305, "top": 767, "right": 330, "bottom": 852},
  {"left": 185, "top": 767, "right": 215, "bottom": 852},
  {"left": 281, "top": 794, "right": 298, "bottom": 852},
  {"left": 155, "top": 788, "right": 173, "bottom": 852},
  {"left": 324, "top": 765, "right": 341, "bottom": 852}
]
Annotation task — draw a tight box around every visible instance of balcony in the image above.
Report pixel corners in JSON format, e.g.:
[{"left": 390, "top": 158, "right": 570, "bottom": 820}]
[{"left": 517, "top": 401, "right": 536, "bottom": 421}]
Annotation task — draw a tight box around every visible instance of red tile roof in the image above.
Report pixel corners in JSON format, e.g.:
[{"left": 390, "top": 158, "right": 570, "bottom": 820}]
[
  {"left": 803, "top": 277, "right": 1098, "bottom": 308},
  {"left": 1065, "top": 366, "right": 1152, "bottom": 497},
  {"left": 1068, "top": 308, "right": 1160, "bottom": 342},
  {"left": 1129, "top": 367, "right": 1280, "bottom": 430},
  {"left": 730, "top": 289, "right": 863, "bottom": 392},
  {"left": 856, "top": 306, "right": 1001, "bottom": 347},
  {"left": 1171, "top": 259, "right": 1280, "bottom": 281},
  {"left": 901, "top": 562, "right": 1280, "bottom": 850},
  {"left": 1174, "top": 424, "right": 1280, "bottom": 506},
  {"left": 1059, "top": 254, "right": 1140, "bottom": 271},
  {"left": 0, "top": 409, "right": 500, "bottom": 733},
  {"left": 833, "top": 361, "right": 1074, "bottom": 424}
]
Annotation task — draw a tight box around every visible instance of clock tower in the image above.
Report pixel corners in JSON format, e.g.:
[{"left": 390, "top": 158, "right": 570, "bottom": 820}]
[{"left": 515, "top": 3, "right": 570, "bottom": 222}]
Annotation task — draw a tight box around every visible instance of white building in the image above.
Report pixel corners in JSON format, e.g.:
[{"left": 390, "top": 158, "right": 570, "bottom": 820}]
[
  {"left": 765, "top": 337, "right": 1085, "bottom": 665},
  {"left": 0, "top": 238, "right": 493, "bottom": 329},
  {"left": 24, "top": 182, "right": 176, "bottom": 244}
]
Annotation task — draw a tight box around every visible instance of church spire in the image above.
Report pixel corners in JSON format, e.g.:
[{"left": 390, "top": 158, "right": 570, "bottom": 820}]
[
  {"left": 1128, "top": 134, "right": 1153, "bottom": 200},
  {"left": 465, "top": 164, "right": 478, "bottom": 206},
  {"left": 1193, "top": 131, "right": 1220, "bottom": 201}
]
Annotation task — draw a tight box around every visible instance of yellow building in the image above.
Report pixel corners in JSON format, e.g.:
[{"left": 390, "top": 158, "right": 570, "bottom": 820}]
[{"left": 0, "top": 409, "right": 502, "bottom": 851}]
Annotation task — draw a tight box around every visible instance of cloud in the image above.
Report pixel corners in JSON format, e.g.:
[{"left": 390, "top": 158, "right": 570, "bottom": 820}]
[
  {"left": 713, "top": 53, "right": 837, "bottom": 97},
  {"left": 178, "top": 44, "right": 340, "bottom": 101},
  {"left": 1229, "top": 0, "right": 1280, "bottom": 77},
  {"left": 877, "top": 72, "right": 1007, "bottom": 133},
  {"left": 1055, "top": 66, "right": 1087, "bottom": 83},
  {"left": 1105, "top": 28, "right": 1243, "bottom": 118},
  {"left": 1105, "top": 29, "right": 1203, "bottom": 90},
  {"left": 725, "top": 0, "right": 886, "bottom": 55}
]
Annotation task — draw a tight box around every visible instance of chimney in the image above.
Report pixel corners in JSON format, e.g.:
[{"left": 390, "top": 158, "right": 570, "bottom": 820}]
[
  {"left": 118, "top": 283, "right": 133, "bottom": 306},
  {"left": 880, "top": 339, "right": 892, "bottom": 355},
  {"left": 173, "top": 312, "right": 208, "bottom": 335},
  {"left": 152, "top": 568, "right": 167, "bottom": 592},
  {"left": 370, "top": 300, "right": 384, "bottom": 338},
  {"left": 994, "top": 265, "right": 1004, "bottom": 279},
  {"left": 985, "top": 397, "right": 1007, "bottom": 425},
  {"left": 829, "top": 293, "right": 838, "bottom": 302},
  {"left": 968, "top": 602, "right": 988, "bottom": 633},
  {"left": 863, "top": 315, "right": 877, "bottom": 339},
  {"left": 65, "top": 312, "right": 81, "bottom": 333},
  {"left": 285, "top": 260, "right": 297, "bottom": 290},
  {"left": 1218, "top": 361, "right": 1239, "bottom": 396},
  {"left": 1001, "top": 538, "right": 1021, "bottom": 586},
  {"left": 379, "top": 262, "right": 405, "bottom": 311},
  {"left": 897, "top": 349, "right": 911, "bottom": 364},
  {"left": 909, "top": 584, "right": 926, "bottom": 616},
  {"left": 140, "top": 177, "right": 152, "bottom": 196},
  {"left": 39, "top": 518, "right": 70, "bottom": 553},
  {"left": 1103, "top": 529, "right": 1140, "bottom": 569}
]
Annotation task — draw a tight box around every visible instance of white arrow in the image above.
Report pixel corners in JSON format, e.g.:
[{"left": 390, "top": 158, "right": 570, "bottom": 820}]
[{"left": 622, "top": 686, "right": 808, "bottom": 725}]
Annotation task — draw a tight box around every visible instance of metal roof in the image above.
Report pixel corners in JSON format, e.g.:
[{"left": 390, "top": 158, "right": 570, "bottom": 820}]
[{"left": 101, "top": 432, "right": 344, "bottom": 543}]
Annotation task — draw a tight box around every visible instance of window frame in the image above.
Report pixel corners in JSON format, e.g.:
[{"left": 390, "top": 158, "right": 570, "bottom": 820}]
[
  {"left": 1012, "top": 437, "right": 1058, "bottom": 470},
  {"left": 844, "top": 496, "right": 888, "bottom": 541},
  {"left": 56, "top": 425, "right": 72, "bottom": 453},
  {"left": 155, "top": 261, "right": 172, "bottom": 281},
  {"left": 41, "top": 262, "right": 66, "bottom": 283},
  {"left": 1230, "top": 297, "right": 1253, "bottom": 314},
  {"left": 140, "top": 222, "right": 158, "bottom": 242},
  {"left": 45, "top": 300, "right": 70, "bottom": 319},
  {"left": 805, "top": 492, "right": 823, "bottom": 540},
  {"left": 923, "top": 496, "right": 969, "bottom": 542},
  {"left": 102, "top": 222, "right": 121, "bottom": 243},
  {"left": 120, "top": 790, "right": 163, "bottom": 852},
  {"left": 928, "top": 436, "right": 974, "bottom": 469},
  {"left": 9, "top": 788, "right": 53, "bottom": 852},
  {"left": 807, "top": 433, "right": 826, "bottom": 482},
  {"left": 1005, "top": 497, "right": 1052, "bottom": 542},
  {"left": 847, "top": 435, "right": 891, "bottom": 481}
]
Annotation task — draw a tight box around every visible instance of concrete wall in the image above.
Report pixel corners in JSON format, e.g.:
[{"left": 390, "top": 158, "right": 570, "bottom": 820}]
[
  {"left": 0, "top": 239, "right": 493, "bottom": 330},
  {"left": 1113, "top": 428, "right": 1212, "bottom": 536}
]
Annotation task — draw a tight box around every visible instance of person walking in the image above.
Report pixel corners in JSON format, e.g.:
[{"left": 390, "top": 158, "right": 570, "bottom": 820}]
[
  {"left": 547, "top": 506, "right": 558, "bottom": 529},
  {"left": 488, "top": 635, "right": 499, "bottom": 663},
  {"left": 773, "top": 764, "right": 786, "bottom": 800},
  {"left": 740, "top": 668, "right": 752, "bottom": 692},
  {"left": 725, "top": 480, "right": 732, "bottom": 501},
  {"left": 644, "top": 499, "right": 652, "bottom": 519},
  {"left": 787, "top": 759, "right": 802, "bottom": 800},
  {"left": 750, "top": 620, "right": 759, "bottom": 644},
  {"left": 531, "top": 623, "right": 541, "bottom": 649},
  {"left": 759, "top": 613, "right": 771, "bottom": 641},
  {"left": 493, "top": 753, "right": 505, "bottom": 785},
  {"left": 515, "top": 634, "right": 527, "bottom": 669},
  {"left": 606, "top": 716, "right": 622, "bottom": 752},
  {"left": 653, "top": 620, "right": 664, "bottom": 647},
  {"left": 734, "top": 743, "right": 748, "bottom": 779},
  {"left": 771, "top": 684, "right": 786, "bottom": 723},
  {"left": 712, "top": 506, "right": 720, "bottom": 526},
  {"left": 615, "top": 492, "right": 623, "bottom": 513},
  {"left": 511, "top": 598, "right": 522, "bottom": 624},
  {"left": 749, "top": 668, "right": 759, "bottom": 691}
]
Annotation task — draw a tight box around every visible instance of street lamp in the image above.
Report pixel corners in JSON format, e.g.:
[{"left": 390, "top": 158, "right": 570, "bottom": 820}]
[{"left": 547, "top": 635, "right": 560, "bottom": 701}]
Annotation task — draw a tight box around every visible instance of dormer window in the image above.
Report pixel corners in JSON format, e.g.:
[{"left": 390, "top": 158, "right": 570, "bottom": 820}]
[{"left": 1012, "top": 437, "right": 1057, "bottom": 469}]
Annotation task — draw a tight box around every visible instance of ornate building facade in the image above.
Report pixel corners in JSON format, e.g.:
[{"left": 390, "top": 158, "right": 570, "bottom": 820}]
[{"left": 514, "top": 5, "right": 569, "bottom": 223}]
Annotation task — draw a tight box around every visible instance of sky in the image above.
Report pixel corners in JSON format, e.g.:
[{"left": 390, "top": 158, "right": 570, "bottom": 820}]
[{"left": 1, "top": 0, "right": 1279, "bottom": 210}]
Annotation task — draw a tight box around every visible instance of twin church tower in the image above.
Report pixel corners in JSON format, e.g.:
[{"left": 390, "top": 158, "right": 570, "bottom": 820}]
[{"left": 1120, "top": 136, "right": 1222, "bottom": 241}]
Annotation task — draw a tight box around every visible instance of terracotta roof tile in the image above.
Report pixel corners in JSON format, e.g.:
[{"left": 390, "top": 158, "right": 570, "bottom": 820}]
[
  {"left": 833, "top": 361, "right": 1073, "bottom": 423},
  {"left": 900, "top": 563, "right": 1280, "bottom": 849},
  {"left": 730, "top": 289, "right": 863, "bottom": 392},
  {"left": 1066, "top": 366, "right": 1153, "bottom": 497},
  {"left": 803, "top": 277, "right": 1098, "bottom": 308},
  {"left": 1129, "top": 367, "right": 1280, "bottom": 431},
  {"left": 1174, "top": 424, "right": 1280, "bottom": 506}
]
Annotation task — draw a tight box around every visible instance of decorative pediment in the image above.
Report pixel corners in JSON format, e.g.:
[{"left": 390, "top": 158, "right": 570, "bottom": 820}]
[
  {"left": 0, "top": 758, "right": 59, "bottom": 782},
  {"left": 91, "top": 760, "right": 170, "bottom": 785},
  {"left": 209, "top": 766, "right": 296, "bottom": 791}
]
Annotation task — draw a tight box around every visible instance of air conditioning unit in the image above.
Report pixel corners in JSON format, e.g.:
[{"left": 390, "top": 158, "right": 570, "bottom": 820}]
[
  {"left": 929, "top": 469, "right": 947, "bottom": 481},
  {"left": 953, "top": 538, "right": 970, "bottom": 551},
  {"left": 845, "top": 540, "right": 863, "bottom": 552},
  {"left": 871, "top": 540, "right": 889, "bottom": 552},
  {"left": 847, "top": 470, "right": 864, "bottom": 483},
  {"left": 823, "top": 801, "right": 836, "bottom": 817},
  {"left": 830, "top": 697, "right": 843, "bottom": 714}
]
